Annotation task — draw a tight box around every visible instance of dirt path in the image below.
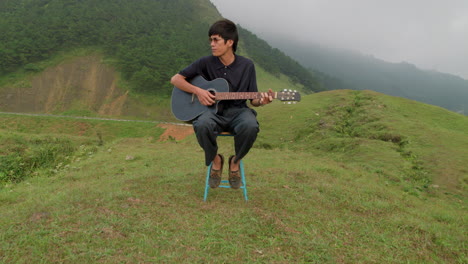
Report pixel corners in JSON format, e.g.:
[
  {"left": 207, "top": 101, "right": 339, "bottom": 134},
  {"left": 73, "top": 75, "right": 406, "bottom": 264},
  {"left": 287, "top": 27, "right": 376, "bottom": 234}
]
[{"left": 157, "top": 123, "right": 194, "bottom": 141}]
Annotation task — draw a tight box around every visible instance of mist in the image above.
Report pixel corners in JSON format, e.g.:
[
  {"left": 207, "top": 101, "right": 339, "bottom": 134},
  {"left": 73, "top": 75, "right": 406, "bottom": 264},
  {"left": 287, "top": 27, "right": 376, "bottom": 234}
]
[{"left": 210, "top": 0, "right": 468, "bottom": 79}]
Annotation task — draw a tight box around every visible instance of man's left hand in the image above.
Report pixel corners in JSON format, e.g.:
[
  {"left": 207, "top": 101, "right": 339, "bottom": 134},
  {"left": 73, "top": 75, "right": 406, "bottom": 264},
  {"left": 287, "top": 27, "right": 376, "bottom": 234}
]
[{"left": 258, "top": 89, "right": 274, "bottom": 106}]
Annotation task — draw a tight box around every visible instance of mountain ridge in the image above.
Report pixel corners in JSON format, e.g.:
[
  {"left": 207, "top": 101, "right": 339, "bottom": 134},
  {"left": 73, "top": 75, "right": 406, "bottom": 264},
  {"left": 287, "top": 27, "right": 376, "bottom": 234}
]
[{"left": 266, "top": 39, "right": 468, "bottom": 114}]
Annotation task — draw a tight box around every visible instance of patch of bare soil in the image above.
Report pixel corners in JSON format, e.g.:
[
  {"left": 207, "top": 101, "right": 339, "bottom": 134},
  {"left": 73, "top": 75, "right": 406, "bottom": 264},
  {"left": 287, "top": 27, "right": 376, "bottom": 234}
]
[
  {"left": 157, "top": 124, "right": 194, "bottom": 141},
  {"left": 0, "top": 55, "right": 127, "bottom": 115}
]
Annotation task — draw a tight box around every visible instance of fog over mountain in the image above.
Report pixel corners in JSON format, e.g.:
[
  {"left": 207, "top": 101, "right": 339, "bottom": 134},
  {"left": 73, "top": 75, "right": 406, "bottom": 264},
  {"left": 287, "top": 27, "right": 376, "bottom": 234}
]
[{"left": 210, "top": 0, "right": 468, "bottom": 80}]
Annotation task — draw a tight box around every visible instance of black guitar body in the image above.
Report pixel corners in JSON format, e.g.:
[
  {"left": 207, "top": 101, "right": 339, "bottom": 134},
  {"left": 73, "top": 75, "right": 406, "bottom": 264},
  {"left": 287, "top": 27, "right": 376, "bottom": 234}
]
[{"left": 171, "top": 76, "right": 230, "bottom": 122}]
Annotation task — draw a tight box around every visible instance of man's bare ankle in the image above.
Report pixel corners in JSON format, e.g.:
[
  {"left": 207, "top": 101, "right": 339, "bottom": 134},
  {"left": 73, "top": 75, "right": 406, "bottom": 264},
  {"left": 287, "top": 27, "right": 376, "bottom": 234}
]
[
  {"left": 230, "top": 156, "right": 240, "bottom": 171},
  {"left": 212, "top": 154, "right": 222, "bottom": 170}
]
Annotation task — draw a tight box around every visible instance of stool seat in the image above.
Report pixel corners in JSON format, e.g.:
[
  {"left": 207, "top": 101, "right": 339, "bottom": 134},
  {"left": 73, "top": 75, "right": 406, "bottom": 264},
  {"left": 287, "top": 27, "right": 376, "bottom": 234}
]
[{"left": 203, "top": 132, "right": 248, "bottom": 201}]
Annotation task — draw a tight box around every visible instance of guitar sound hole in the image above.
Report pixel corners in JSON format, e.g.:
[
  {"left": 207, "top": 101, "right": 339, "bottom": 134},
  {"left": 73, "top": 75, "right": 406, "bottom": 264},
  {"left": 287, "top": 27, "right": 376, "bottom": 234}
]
[{"left": 207, "top": 89, "right": 216, "bottom": 95}]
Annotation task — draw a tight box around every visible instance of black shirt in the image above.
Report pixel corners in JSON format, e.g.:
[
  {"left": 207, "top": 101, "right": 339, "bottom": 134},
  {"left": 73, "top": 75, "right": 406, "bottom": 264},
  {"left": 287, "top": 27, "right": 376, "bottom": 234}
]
[{"left": 179, "top": 55, "right": 258, "bottom": 109}]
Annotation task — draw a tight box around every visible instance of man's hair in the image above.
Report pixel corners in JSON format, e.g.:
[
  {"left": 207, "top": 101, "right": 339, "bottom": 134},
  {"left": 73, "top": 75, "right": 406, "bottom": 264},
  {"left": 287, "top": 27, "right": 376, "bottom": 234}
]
[{"left": 208, "top": 19, "right": 239, "bottom": 52}]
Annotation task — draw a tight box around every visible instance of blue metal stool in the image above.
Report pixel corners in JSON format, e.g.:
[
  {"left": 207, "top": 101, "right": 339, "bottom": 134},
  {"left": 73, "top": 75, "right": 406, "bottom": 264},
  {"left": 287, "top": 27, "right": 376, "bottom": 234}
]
[{"left": 204, "top": 132, "right": 248, "bottom": 201}]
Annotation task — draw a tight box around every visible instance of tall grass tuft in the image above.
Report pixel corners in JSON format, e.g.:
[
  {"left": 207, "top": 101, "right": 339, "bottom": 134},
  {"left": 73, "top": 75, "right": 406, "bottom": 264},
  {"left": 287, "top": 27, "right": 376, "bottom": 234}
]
[{"left": 0, "top": 136, "right": 78, "bottom": 184}]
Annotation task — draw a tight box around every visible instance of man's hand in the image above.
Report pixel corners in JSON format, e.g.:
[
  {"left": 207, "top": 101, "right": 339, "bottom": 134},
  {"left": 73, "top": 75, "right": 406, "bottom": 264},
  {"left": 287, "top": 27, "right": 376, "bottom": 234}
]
[
  {"left": 171, "top": 74, "right": 216, "bottom": 106},
  {"left": 195, "top": 88, "right": 216, "bottom": 106},
  {"left": 258, "top": 89, "right": 274, "bottom": 106}
]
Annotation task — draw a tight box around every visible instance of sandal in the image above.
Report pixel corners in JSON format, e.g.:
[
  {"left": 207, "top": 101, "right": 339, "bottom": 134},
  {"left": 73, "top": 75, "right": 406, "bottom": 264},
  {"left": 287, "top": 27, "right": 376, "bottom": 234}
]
[
  {"left": 228, "top": 155, "right": 241, "bottom": 189},
  {"left": 209, "top": 154, "right": 224, "bottom": 188}
]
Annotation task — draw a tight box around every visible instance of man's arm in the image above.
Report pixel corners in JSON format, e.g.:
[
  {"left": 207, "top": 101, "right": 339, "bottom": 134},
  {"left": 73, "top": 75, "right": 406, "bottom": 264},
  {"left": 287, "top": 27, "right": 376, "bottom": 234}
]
[{"left": 170, "top": 74, "right": 216, "bottom": 106}]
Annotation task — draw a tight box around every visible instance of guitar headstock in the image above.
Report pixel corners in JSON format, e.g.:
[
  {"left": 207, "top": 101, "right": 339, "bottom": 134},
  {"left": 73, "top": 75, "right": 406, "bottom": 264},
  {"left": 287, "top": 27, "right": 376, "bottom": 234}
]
[{"left": 276, "top": 90, "right": 301, "bottom": 103}]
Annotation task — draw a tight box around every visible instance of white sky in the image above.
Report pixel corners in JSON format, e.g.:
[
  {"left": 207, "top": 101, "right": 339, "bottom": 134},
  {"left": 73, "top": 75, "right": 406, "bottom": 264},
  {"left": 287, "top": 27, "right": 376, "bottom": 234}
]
[{"left": 210, "top": 0, "right": 468, "bottom": 79}]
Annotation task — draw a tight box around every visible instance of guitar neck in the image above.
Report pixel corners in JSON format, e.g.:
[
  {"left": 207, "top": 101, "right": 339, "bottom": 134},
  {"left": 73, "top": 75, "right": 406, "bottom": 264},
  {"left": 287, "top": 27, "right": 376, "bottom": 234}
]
[{"left": 215, "top": 92, "right": 276, "bottom": 100}]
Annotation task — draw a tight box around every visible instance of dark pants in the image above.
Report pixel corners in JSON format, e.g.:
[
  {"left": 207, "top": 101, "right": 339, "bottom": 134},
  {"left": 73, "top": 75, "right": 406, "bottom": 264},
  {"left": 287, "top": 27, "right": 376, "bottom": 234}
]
[{"left": 192, "top": 108, "right": 259, "bottom": 166}]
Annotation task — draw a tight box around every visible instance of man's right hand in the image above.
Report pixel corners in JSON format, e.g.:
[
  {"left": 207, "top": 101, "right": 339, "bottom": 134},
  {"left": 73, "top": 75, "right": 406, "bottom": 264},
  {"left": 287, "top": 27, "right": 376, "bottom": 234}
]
[
  {"left": 171, "top": 73, "right": 216, "bottom": 106},
  {"left": 195, "top": 88, "right": 216, "bottom": 106}
]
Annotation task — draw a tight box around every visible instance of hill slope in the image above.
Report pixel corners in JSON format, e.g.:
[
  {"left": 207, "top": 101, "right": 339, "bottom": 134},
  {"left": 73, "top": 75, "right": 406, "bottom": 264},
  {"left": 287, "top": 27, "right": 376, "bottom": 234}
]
[
  {"left": 0, "top": 50, "right": 305, "bottom": 120},
  {"left": 257, "top": 89, "right": 467, "bottom": 194},
  {"left": 0, "top": 91, "right": 466, "bottom": 263},
  {"left": 0, "top": 0, "right": 322, "bottom": 99}
]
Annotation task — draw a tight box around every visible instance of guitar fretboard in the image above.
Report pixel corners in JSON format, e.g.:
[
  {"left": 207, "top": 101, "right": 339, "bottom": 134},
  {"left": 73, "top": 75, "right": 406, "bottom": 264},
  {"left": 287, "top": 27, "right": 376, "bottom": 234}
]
[{"left": 215, "top": 92, "right": 276, "bottom": 100}]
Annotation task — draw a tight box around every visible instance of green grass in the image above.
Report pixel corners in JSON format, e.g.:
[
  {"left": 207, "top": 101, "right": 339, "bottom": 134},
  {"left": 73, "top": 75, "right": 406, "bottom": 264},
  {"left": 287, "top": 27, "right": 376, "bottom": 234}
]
[
  {"left": 0, "top": 113, "right": 164, "bottom": 185},
  {"left": 256, "top": 89, "right": 467, "bottom": 196},
  {"left": 0, "top": 91, "right": 467, "bottom": 263},
  {"left": 0, "top": 113, "right": 163, "bottom": 141}
]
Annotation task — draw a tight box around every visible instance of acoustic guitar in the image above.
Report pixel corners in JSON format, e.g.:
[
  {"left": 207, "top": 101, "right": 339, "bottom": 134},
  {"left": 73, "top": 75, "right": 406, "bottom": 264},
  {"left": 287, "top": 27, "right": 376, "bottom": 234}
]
[{"left": 171, "top": 75, "right": 301, "bottom": 121}]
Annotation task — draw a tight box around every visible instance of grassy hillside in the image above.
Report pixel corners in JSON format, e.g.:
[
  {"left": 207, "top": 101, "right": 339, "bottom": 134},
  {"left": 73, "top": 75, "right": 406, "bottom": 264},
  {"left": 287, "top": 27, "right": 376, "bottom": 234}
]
[
  {"left": 257, "top": 89, "right": 467, "bottom": 195},
  {"left": 1, "top": 92, "right": 466, "bottom": 263}
]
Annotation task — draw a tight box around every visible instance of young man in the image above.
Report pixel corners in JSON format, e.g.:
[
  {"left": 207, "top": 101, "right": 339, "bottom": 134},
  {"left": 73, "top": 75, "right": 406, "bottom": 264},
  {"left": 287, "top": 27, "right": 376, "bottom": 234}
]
[{"left": 170, "top": 19, "right": 272, "bottom": 189}]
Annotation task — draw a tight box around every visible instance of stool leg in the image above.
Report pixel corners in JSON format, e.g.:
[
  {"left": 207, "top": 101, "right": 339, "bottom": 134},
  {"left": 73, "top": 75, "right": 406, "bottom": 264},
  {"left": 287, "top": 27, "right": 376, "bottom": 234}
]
[
  {"left": 204, "top": 163, "right": 211, "bottom": 201},
  {"left": 240, "top": 160, "right": 248, "bottom": 201},
  {"left": 203, "top": 153, "right": 249, "bottom": 201}
]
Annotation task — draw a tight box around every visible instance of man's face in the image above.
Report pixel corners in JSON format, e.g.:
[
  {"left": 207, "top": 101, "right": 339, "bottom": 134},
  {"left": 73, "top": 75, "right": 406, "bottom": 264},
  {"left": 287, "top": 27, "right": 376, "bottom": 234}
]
[{"left": 209, "top": 34, "right": 233, "bottom": 57}]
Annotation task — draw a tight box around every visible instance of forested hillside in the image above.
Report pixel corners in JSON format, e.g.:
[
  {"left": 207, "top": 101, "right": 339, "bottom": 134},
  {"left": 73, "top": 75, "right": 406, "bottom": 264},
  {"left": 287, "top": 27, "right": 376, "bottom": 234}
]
[{"left": 0, "top": 0, "right": 322, "bottom": 95}]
